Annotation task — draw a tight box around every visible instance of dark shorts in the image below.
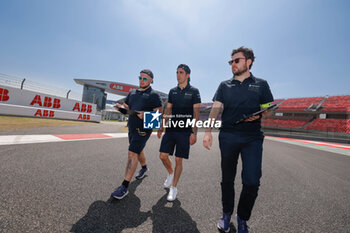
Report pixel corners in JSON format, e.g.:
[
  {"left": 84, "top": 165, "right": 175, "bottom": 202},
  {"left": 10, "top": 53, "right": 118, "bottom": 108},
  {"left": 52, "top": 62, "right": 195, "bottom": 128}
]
[
  {"left": 128, "top": 128, "right": 152, "bottom": 154},
  {"left": 159, "top": 131, "right": 191, "bottom": 159}
]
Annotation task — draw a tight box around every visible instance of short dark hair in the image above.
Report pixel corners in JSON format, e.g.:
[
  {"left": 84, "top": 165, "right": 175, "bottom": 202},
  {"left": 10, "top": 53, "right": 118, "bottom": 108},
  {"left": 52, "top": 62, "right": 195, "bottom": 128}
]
[
  {"left": 177, "top": 64, "right": 191, "bottom": 75},
  {"left": 140, "top": 69, "right": 154, "bottom": 79},
  {"left": 231, "top": 47, "right": 255, "bottom": 69}
]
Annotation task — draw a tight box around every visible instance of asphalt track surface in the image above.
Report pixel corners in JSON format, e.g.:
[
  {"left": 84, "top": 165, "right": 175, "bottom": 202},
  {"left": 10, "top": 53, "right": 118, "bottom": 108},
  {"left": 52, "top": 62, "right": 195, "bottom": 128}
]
[{"left": 0, "top": 122, "right": 349, "bottom": 232}]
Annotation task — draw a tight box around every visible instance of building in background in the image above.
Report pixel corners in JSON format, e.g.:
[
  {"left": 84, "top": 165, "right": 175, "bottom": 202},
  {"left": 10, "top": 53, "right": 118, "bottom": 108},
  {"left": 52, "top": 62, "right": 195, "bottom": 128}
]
[{"left": 75, "top": 79, "right": 167, "bottom": 110}]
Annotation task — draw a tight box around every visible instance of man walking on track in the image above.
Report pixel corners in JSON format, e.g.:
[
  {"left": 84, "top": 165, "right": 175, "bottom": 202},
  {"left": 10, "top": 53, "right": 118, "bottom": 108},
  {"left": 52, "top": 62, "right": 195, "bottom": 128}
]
[
  {"left": 158, "top": 64, "right": 201, "bottom": 202},
  {"left": 203, "top": 47, "right": 274, "bottom": 233},
  {"left": 111, "top": 69, "right": 162, "bottom": 200}
]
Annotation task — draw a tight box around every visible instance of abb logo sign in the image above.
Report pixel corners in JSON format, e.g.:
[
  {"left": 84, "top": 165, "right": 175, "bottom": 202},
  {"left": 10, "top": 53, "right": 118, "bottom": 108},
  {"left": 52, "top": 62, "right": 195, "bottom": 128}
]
[
  {"left": 0, "top": 88, "right": 10, "bottom": 102},
  {"left": 30, "top": 95, "right": 61, "bottom": 108},
  {"left": 34, "top": 109, "right": 55, "bottom": 118},
  {"left": 72, "top": 103, "right": 92, "bottom": 113},
  {"left": 77, "top": 114, "right": 91, "bottom": 120},
  {"left": 29, "top": 95, "right": 94, "bottom": 113},
  {"left": 110, "top": 83, "right": 137, "bottom": 93},
  {"left": 110, "top": 84, "right": 124, "bottom": 91},
  {"left": 0, "top": 85, "right": 100, "bottom": 122}
]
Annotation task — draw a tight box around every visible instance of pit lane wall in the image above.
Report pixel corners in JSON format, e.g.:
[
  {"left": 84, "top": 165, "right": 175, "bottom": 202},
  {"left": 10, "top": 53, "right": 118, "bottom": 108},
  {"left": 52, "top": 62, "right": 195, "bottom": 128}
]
[{"left": 0, "top": 84, "right": 101, "bottom": 122}]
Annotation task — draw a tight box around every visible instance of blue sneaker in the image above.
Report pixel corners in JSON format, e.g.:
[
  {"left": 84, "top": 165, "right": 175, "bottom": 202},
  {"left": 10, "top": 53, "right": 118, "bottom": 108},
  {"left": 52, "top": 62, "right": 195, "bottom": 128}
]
[
  {"left": 135, "top": 167, "right": 148, "bottom": 180},
  {"left": 237, "top": 215, "right": 249, "bottom": 233},
  {"left": 111, "top": 185, "right": 129, "bottom": 199},
  {"left": 217, "top": 212, "right": 231, "bottom": 232}
]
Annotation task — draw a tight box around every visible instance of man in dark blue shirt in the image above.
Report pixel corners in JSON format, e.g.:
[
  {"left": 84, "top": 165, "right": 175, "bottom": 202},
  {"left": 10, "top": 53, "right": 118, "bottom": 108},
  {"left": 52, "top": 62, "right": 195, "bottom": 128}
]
[
  {"left": 203, "top": 47, "right": 274, "bottom": 233},
  {"left": 111, "top": 69, "right": 162, "bottom": 200},
  {"left": 157, "top": 64, "right": 201, "bottom": 202}
]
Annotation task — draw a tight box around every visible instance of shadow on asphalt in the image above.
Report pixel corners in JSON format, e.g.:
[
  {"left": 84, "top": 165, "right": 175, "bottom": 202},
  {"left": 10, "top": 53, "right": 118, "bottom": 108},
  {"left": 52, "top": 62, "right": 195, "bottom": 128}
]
[
  {"left": 70, "top": 180, "right": 200, "bottom": 233},
  {"left": 70, "top": 179, "right": 150, "bottom": 233},
  {"left": 151, "top": 193, "right": 199, "bottom": 232}
]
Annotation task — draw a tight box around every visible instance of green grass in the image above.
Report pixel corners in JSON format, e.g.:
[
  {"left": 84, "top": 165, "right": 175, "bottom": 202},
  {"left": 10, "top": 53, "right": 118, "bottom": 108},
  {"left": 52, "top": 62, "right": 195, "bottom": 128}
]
[{"left": 0, "top": 115, "right": 96, "bottom": 131}]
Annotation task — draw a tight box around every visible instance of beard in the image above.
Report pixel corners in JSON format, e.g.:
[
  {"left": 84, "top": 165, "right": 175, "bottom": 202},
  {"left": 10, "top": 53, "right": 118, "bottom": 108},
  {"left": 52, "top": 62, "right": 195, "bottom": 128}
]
[
  {"left": 140, "top": 83, "right": 150, "bottom": 89},
  {"left": 233, "top": 65, "right": 248, "bottom": 76}
]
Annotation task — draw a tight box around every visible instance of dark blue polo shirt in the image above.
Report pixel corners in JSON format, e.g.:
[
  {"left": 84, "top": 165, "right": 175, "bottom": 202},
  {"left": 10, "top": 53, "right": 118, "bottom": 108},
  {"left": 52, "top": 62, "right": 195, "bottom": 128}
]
[
  {"left": 125, "top": 86, "right": 162, "bottom": 132},
  {"left": 167, "top": 84, "right": 201, "bottom": 132},
  {"left": 213, "top": 73, "right": 274, "bottom": 133}
]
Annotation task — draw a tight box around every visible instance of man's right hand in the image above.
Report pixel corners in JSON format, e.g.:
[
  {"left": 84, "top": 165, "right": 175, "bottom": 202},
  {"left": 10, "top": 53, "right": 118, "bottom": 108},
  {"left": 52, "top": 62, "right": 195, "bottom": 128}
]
[
  {"left": 136, "top": 112, "right": 144, "bottom": 119},
  {"left": 203, "top": 132, "right": 213, "bottom": 150},
  {"left": 157, "top": 128, "right": 164, "bottom": 139}
]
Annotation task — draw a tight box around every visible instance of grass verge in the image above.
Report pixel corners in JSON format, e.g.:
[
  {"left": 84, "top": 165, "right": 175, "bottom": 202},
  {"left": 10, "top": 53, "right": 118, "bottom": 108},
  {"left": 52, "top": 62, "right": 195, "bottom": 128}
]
[{"left": 0, "top": 116, "right": 96, "bottom": 131}]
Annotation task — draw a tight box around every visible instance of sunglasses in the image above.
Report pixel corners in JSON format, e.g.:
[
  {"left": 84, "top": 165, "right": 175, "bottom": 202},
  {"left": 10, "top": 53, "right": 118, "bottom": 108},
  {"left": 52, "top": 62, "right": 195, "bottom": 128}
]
[
  {"left": 138, "top": 76, "right": 148, "bottom": 81},
  {"left": 228, "top": 57, "right": 246, "bottom": 65}
]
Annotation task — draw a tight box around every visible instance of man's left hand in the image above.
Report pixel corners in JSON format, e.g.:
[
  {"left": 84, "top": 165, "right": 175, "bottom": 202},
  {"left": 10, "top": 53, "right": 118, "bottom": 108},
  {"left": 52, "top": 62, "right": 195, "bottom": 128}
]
[
  {"left": 244, "top": 115, "right": 260, "bottom": 122},
  {"left": 190, "top": 133, "right": 197, "bottom": 145}
]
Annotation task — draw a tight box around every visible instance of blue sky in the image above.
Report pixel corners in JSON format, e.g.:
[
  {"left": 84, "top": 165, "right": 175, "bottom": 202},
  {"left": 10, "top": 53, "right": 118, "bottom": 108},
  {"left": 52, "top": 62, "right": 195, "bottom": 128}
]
[{"left": 1, "top": 0, "right": 349, "bottom": 102}]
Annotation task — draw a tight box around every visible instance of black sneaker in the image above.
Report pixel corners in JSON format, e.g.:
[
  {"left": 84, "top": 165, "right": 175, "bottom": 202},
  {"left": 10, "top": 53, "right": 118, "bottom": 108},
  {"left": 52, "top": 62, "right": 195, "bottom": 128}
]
[
  {"left": 111, "top": 185, "right": 129, "bottom": 199},
  {"left": 135, "top": 167, "right": 148, "bottom": 180},
  {"left": 217, "top": 212, "right": 231, "bottom": 232},
  {"left": 237, "top": 215, "right": 249, "bottom": 233}
]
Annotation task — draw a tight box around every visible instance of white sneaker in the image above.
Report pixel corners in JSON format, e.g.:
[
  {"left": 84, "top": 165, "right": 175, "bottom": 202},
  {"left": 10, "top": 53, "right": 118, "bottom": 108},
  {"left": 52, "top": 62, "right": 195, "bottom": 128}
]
[
  {"left": 163, "top": 173, "right": 174, "bottom": 188},
  {"left": 167, "top": 186, "right": 177, "bottom": 202}
]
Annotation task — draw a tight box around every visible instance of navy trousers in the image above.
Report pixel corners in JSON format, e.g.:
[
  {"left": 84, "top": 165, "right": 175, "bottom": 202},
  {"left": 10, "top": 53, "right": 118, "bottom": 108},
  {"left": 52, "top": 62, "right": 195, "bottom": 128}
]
[{"left": 219, "top": 131, "right": 264, "bottom": 220}]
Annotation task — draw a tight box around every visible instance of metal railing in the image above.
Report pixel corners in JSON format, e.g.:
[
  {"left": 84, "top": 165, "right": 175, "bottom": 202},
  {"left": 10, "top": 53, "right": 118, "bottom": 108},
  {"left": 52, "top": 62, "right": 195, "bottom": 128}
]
[{"left": 0, "top": 73, "right": 82, "bottom": 100}]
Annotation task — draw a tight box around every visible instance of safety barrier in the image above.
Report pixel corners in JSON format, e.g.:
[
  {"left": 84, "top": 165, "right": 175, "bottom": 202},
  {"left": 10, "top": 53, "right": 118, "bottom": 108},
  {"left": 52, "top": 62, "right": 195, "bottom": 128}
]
[{"left": 0, "top": 84, "right": 100, "bottom": 122}]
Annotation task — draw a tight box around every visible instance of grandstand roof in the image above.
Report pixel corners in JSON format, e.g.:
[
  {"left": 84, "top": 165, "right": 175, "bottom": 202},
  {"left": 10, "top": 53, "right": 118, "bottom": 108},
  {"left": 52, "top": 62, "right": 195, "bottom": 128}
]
[{"left": 74, "top": 78, "right": 168, "bottom": 100}]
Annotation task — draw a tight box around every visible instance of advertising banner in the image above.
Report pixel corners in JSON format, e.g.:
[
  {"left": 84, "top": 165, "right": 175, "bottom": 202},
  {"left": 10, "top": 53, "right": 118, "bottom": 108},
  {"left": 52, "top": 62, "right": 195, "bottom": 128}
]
[
  {"left": 0, "top": 103, "right": 101, "bottom": 122},
  {"left": 0, "top": 85, "right": 97, "bottom": 114}
]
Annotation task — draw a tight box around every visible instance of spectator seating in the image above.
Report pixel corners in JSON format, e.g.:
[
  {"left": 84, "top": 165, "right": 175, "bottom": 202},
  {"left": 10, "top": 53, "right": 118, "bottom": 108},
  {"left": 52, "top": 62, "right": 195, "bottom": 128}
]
[
  {"left": 305, "top": 119, "right": 350, "bottom": 133},
  {"left": 199, "top": 95, "right": 350, "bottom": 134},
  {"left": 262, "top": 119, "right": 309, "bottom": 129},
  {"left": 277, "top": 97, "right": 324, "bottom": 111},
  {"left": 272, "top": 99, "right": 285, "bottom": 105},
  {"left": 321, "top": 96, "right": 350, "bottom": 112}
]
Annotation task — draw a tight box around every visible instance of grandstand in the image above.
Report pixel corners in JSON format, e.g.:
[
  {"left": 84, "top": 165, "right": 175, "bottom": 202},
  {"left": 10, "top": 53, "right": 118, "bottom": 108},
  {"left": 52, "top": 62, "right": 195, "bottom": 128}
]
[
  {"left": 261, "top": 95, "right": 350, "bottom": 134},
  {"left": 321, "top": 95, "right": 350, "bottom": 112},
  {"left": 305, "top": 119, "right": 350, "bottom": 133},
  {"left": 276, "top": 97, "right": 324, "bottom": 111},
  {"left": 198, "top": 95, "right": 350, "bottom": 135},
  {"left": 261, "top": 119, "right": 309, "bottom": 129}
]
